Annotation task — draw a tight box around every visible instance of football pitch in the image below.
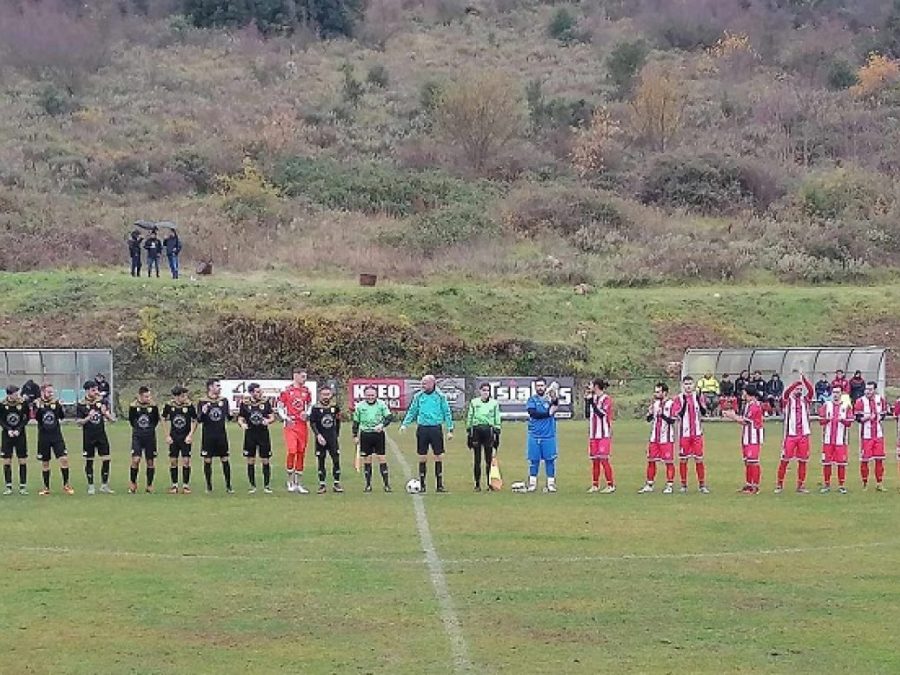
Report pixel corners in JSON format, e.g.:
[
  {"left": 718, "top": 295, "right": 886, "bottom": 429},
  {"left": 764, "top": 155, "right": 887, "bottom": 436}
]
[{"left": 2, "top": 420, "right": 900, "bottom": 674}]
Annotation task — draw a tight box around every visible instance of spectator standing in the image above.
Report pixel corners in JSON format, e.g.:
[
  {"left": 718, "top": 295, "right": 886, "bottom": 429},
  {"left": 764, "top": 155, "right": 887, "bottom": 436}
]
[
  {"left": 144, "top": 230, "right": 162, "bottom": 278},
  {"left": 128, "top": 230, "right": 143, "bottom": 277},
  {"left": 20, "top": 379, "right": 41, "bottom": 405},
  {"left": 849, "top": 370, "right": 866, "bottom": 402},
  {"left": 696, "top": 373, "right": 720, "bottom": 416},
  {"left": 734, "top": 371, "right": 749, "bottom": 397},
  {"left": 163, "top": 229, "right": 182, "bottom": 280},
  {"left": 95, "top": 372, "right": 111, "bottom": 409},
  {"left": 832, "top": 370, "right": 849, "bottom": 395},
  {"left": 815, "top": 374, "right": 831, "bottom": 404},
  {"left": 766, "top": 373, "right": 784, "bottom": 416}
]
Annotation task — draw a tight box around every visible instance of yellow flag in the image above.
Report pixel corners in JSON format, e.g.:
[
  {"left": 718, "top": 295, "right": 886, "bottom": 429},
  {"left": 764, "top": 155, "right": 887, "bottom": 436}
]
[{"left": 489, "top": 457, "right": 503, "bottom": 491}]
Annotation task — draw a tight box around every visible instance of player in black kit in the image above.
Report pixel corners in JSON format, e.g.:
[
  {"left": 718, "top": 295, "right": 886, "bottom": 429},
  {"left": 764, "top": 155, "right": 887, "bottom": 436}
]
[
  {"left": 128, "top": 386, "right": 161, "bottom": 493},
  {"left": 238, "top": 383, "right": 275, "bottom": 494},
  {"left": 33, "top": 383, "right": 74, "bottom": 495},
  {"left": 0, "top": 385, "right": 30, "bottom": 494},
  {"left": 76, "top": 380, "right": 115, "bottom": 495},
  {"left": 198, "top": 379, "right": 233, "bottom": 493},
  {"left": 162, "top": 386, "right": 198, "bottom": 494},
  {"left": 309, "top": 385, "right": 343, "bottom": 494}
]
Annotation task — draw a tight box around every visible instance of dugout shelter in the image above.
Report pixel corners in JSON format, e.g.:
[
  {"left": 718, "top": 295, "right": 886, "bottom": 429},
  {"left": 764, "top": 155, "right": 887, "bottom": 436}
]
[
  {"left": 682, "top": 347, "right": 886, "bottom": 391},
  {"left": 0, "top": 349, "right": 114, "bottom": 407}
]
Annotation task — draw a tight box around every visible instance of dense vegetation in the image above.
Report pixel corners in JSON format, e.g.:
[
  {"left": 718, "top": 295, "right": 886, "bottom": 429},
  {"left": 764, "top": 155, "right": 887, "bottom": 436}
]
[{"left": 2, "top": 0, "right": 900, "bottom": 288}]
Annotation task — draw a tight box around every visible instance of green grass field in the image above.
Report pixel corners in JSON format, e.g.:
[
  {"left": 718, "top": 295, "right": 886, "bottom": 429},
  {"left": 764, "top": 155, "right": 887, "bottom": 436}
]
[{"left": 2, "top": 419, "right": 900, "bottom": 674}]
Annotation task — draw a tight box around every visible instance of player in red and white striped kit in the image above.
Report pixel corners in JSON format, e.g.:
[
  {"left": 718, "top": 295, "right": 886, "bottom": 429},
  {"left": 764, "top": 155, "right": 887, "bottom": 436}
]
[
  {"left": 585, "top": 379, "right": 615, "bottom": 494},
  {"left": 775, "top": 373, "right": 814, "bottom": 494},
  {"left": 671, "top": 376, "right": 709, "bottom": 494},
  {"left": 894, "top": 396, "right": 900, "bottom": 489},
  {"left": 727, "top": 385, "right": 764, "bottom": 494},
  {"left": 819, "top": 385, "right": 853, "bottom": 494},
  {"left": 639, "top": 382, "right": 676, "bottom": 494},
  {"left": 854, "top": 381, "right": 888, "bottom": 491}
]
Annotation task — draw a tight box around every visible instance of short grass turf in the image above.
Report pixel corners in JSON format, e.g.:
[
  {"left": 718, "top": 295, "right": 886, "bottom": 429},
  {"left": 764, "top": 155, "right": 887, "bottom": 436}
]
[{"left": 1, "top": 420, "right": 899, "bottom": 674}]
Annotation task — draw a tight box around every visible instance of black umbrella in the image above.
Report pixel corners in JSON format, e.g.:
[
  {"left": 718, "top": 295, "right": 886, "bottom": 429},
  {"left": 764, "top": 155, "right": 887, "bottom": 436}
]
[{"left": 133, "top": 220, "right": 157, "bottom": 231}]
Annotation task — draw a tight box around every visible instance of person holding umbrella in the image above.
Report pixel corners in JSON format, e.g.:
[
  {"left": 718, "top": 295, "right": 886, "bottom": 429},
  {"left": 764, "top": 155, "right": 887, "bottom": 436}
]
[{"left": 144, "top": 228, "right": 162, "bottom": 278}]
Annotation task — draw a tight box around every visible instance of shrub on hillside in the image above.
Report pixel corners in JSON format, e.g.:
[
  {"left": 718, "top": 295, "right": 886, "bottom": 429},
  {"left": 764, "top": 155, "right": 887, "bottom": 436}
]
[
  {"left": 546, "top": 8, "right": 588, "bottom": 44},
  {"left": 185, "top": 0, "right": 360, "bottom": 37},
  {"left": 379, "top": 202, "right": 498, "bottom": 252},
  {"left": 640, "top": 153, "right": 783, "bottom": 214},
  {"left": 798, "top": 167, "right": 891, "bottom": 220},
  {"left": 273, "top": 157, "right": 493, "bottom": 216},
  {"left": 525, "top": 79, "right": 593, "bottom": 132},
  {"left": 606, "top": 40, "right": 648, "bottom": 96}
]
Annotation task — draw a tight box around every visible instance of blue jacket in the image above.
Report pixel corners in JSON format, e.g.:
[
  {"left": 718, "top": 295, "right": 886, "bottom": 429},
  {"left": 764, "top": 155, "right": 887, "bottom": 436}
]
[
  {"left": 402, "top": 390, "right": 454, "bottom": 431},
  {"left": 526, "top": 395, "right": 556, "bottom": 439}
]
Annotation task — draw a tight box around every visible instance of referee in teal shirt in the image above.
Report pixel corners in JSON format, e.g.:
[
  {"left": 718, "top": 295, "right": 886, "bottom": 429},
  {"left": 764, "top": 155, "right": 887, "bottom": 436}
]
[{"left": 401, "top": 375, "right": 454, "bottom": 493}]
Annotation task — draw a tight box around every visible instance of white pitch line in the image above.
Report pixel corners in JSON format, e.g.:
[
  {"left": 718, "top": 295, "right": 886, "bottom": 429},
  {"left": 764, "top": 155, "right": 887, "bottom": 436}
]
[{"left": 387, "top": 434, "right": 474, "bottom": 674}]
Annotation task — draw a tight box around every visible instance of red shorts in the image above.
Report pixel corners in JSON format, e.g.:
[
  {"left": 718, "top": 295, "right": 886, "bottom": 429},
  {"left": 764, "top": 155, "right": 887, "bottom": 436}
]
[
  {"left": 648, "top": 441, "right": 674, "bottom": 463},
  {"left": 742, "top": 444, "right": 760, "bottom": 463},
  {"left": 679, "top": 436, "right": 704, "bottom": 459},
  {"left": 860, "top": 438, "right": 886, "bottom": 461},
  {"left": 283, "top": 424, "right": 308, "bottom": 469},
  {"left": 822, "top": 444, "right": 848, "bottom": 466},
  {"left": 588, "top": 438, "right": 611, "bottom": 459},
  {"left": 781, "top": 436, "right": 810, "bottom": 462}
]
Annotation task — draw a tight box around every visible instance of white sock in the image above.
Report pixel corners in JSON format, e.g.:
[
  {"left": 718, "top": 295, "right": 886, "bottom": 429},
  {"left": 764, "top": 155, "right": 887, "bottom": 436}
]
[
  {"left": 548, "top": 477, "right": 556, "bottom": 486},
  {"left": 528, "top": 475, "right": 537, "bottom": 487}
]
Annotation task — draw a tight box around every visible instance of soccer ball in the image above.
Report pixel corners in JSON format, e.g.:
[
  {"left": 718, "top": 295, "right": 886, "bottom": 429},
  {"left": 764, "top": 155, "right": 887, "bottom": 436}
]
[
  {"left": 405, "top": 478, "right": 422, "bottom": 494},
  {"left": 511, "top": 481, "right": 527, "bottom": 493}
]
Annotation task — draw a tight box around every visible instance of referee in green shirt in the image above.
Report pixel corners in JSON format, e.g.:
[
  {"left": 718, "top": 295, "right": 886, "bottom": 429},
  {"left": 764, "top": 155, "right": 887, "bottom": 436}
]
[
  {"left": 400, "top": 375, "right": 454, "bottom": 493},
  {"left": 466, "top": 383, "right": 501, "bottom": 491}
]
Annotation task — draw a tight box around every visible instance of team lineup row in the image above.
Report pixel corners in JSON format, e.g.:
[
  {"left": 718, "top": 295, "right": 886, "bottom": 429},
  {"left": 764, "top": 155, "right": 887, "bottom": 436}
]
[{"left": 1, "top": 368, "right": 898, "bottom": 496}]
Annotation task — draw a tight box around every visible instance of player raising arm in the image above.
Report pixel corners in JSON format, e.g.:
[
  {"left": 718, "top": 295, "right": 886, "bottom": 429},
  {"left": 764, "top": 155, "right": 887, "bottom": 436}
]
[
  {"left": 819, "top": 386, "right": 853, "bottom": 494},
  {"left": 525, "top": 378, "right": 559, "bottom": 493},
  {"left": 352, "top": 385, "right": 393, "bottom": 493},
  {"left": 639, "top": 382, "right": 676, "bottom": 495},
  {"left": 585, "top": 378, "right": 615, "bottom": 494},
  {"left": 775, "top": 372, "right": 814, "bottom": 494},
  {"left": 854, "top": 381, "right": 888, "bottom": 491}
]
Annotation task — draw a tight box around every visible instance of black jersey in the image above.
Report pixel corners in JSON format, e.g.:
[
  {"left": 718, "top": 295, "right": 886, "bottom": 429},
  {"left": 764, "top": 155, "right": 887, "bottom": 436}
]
[
  {"left": 309, "top": 404, "right": 341, "bottom": 446},
  {"left": 129, "top": 402, "right": 160, "bottom": 437},
  {"left": 0, "top": 399, "right": 29, "bottom": 436},
  {"left": 76, "top": 398, "right": 108, "bottom": 440},
  {"left": 33, "top": 399, "right": 64, "bottom": 438},
  {"left": 162, "top": 401, "right": 197, "bottom": 440},
  {"left": 238, "top": 399, "right": 273, "bottom": 433},
  {"left": 198, "top": 397, "right": 230, "bottom": 438}
]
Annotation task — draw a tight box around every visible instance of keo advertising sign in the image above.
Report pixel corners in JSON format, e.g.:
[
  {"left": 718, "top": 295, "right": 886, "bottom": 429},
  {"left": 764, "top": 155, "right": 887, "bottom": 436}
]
[
  {"left": 347, "top": 378, "right": 467, "bottom": 412},
  {"left": 473, "top": 377, "right": 575, "bottom": 420}
]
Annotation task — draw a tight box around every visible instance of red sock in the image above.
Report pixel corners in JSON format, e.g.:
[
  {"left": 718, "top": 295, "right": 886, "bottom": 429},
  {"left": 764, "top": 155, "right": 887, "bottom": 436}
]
[
  {"left": 666, "top": 463, "right": 675, "bottom": 482},
  {"left": 744, "top": 464, "right": 752, "bottom": 486},
  {"left": 754, "top": 464, "right": 762, "bottom": 486},
  {"left": 679, "top": 461, "right": 688, "bottom": 486},
  {"left": 797, "top": 462, "right": 807, "bottom": 486},
  {"left": 591, "top": 459, "right": 601, "bottom": 486},
  {"left": 696, "top": 462, "right": 706, "bottom": 485},
  {"left": 602, "top": 459, "right": 614, "bottom": 486},
  {"left": 837, "top": 464, "right": 846, "bottom": 485},
  {"left": 823, "top": 464, "right": 832, "bottom": 485},
  {"left": 875, "top": 459, "right": 884, "bottom": 483},
  {"left": 646, "top": 462, "right": 657, "bottom": 482},
  {"left": 861, "top": 462, "right": 870, "bottom": 484},
  {"left": 777, "top": 460, "right": 788, "bottom": 486}
]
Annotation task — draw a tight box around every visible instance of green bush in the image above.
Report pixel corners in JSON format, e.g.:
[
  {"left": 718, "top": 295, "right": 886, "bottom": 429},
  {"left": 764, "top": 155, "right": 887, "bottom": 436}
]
[
  {"left": 272, "top": 157, "right": 495, "bottom": 216},
  {"left": 185, "top": 0, "right": 360, "bottom": 37},
  {"left": 826, "top": 58, "right": 858, "bottom": 90},
  {"left": 419, "top": 80, "right": 443, "bottom": 114},
  {"left": 606, "top": 40, "right": 648, "bottom": 95},
  {"left": 547, "top": 8, "right": 576, "bottom": 42},
  {"left": 640, "top": 153, "right": 783, "bottom": 214},
  {"left": 36, "top": 84, "right": 78, "bottom": 117},
  {"left": 366, "top": 64, "right": 389, "bottom": 88},
  {"left": 799, "top": 168, "right": 890, "bottom": 221},
  {"left": 525, "top": 80, "right": 593, "bottom": 131},
  {"left": 381, "top": 203, "right": 499, "bottom": 252}
]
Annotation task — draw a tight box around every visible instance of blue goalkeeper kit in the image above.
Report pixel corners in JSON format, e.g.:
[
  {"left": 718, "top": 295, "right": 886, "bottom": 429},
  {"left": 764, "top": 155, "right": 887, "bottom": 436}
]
[{"left": 526, "top": 395, "right": 557, "bottom": 477}]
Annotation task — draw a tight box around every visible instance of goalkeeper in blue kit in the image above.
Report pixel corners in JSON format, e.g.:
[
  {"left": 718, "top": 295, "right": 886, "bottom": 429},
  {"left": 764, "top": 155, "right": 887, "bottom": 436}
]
[{"left": 525, "top": 378, "right": 559, "bottom": 493}]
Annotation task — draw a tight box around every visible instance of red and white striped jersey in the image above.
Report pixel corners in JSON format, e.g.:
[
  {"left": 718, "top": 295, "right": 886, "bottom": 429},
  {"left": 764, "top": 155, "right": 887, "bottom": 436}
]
[
  {"left": 742, "top": 401, "right": 764, "bottom": 446},
  {"left": 782, "top": 378, "right": 813, "bottom": 438},
  {"left": 819, "top": 400, "right": 853, "bottom": 446},
  {"left": 587, "top": 393, "right": 613, "bottom": 440},
  {"left": 648, "top": 398, "right": 675, "bottom": 443},
  {"left": 895, "top": 399, "right": 900, "bottom": 443},
  {"left": 855, "top": 394, "right": 886, "bottom": 440},
  {"left": 672, "top": 392, "right": 704, "bottom": 438}
]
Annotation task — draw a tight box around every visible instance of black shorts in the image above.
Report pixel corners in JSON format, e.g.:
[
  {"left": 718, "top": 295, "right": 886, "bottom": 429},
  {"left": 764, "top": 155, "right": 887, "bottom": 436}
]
[
  {"left": 416, "top": 425, "right": 445, "bottom": 456},
  {"left": 1, "top": 433, "right": 27, "bottom": 459},
  {"left": 168, "top": 438, "right": 192, "bottom": 459},
  {"left": 471, "top": 425, "right": 494, "bottom": 449},
  {"left": 37, "top": 435, "right": 67, "bottom": 462},
  {"left": 131, "top": 433, "right": 158, "bottom": 459},
  {"left": 83, "top": 435, "right": 111, "bottom": 459},
  {"left": 242, "top": 430, "right": 271, "bottom": 459},
  {"left": 201, "top": 434, "right": 229, "bottom": 458},
  {"left": 359, "top": 431, "right": 385, "bottom": 457},
  {"left": 315, "top": 437, "right": 340, "bottom": 457}
]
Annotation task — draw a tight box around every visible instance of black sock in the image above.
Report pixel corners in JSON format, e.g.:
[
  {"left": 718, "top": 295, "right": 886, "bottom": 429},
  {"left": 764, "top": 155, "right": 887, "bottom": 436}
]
[
  {"left": 364, "top": 463, "right": 372, "bottom": 487},
  {"left": 101, "top": 459, "right": 110, "bottom": 484},
  {"left": 332, "top": 452, "right": 341, "bottom": 482},
  {"left": 182, "top": 465, "right": 191, "bottom": 485},
  {"left": 3, "top": 464, "right": 11, "bottom": 486},
  {"left": 222, "top": 461, "right": 232, "bottom": 489},
  {"left": 379, "top": 462, "right": 389, "bottom": 486},
  {"left": 247, "top": 463, "right": 256, "bottom": 487},
  {"left": 170, "top": 466, "right": 178, "bottom": 485},
  {"left": 419, "top": 461, "right": 427, "bottom": 483},
  {"left": 18, "top": 463, "right": 26, "bottom": 487},
  {"left": 84, "top": 459, "right": 94, "bottom": 485},
  {"left": 473, "top": 453, "right": 481, "bottom": 486},
  {"left": 42, "top": 469, "right": 50, "bottom": 488},
  {"left": 130, "top": 466, "right": 138, "bottom": 483},
  {"left": 204, "top": 462, "right": 212, "bottom": 489},
  {"left": 147, "top": 467, "right": 155, "bottom": 486},
  {"left": 435, "top": 460, "right": 443, "bottom": 488},
  {"left": 317, "top": 454, "right": 326, "bottom": 483},
  {"left": 262, "top": 463, "right": 271, "bottom": 487},
  {"left": 61, "top": 466, "right": 69, "bottom": 485}
]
